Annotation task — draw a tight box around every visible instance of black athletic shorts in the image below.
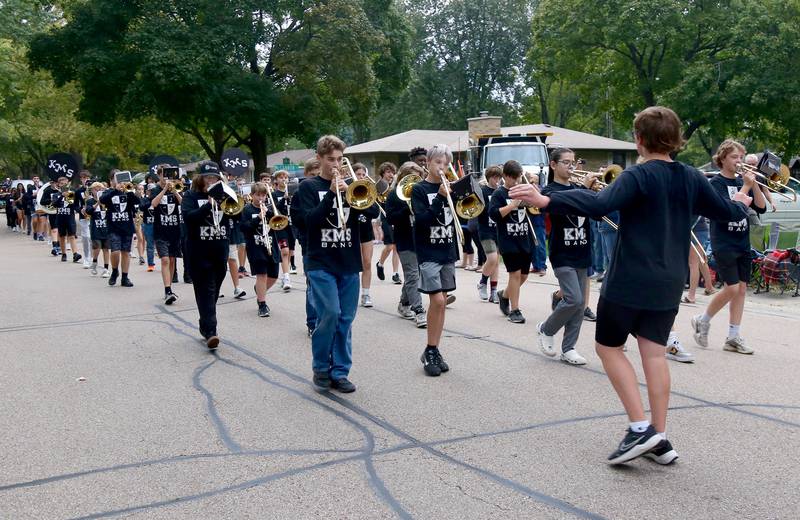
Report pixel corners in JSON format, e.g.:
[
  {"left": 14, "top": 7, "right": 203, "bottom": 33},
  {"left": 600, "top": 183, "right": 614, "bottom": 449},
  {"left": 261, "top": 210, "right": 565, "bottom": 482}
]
[
  {"left": 48, "top": 214, "right": 57, "bottom": 229},
  {"left": 595, "top": 296, "right": 678, "bottom": 347},
  {"left": 359, "top": 218, "right": 374, "bottom": 244},
  {"left": 155, "top": 237, "right": 183, "bottom": 258},
  {"left": 285, "top": 225, "right": 296, "bottom": 251},
  {"left": 250, "top": 258, "right": 279, "bottom": 278},
  {"left": 92, "top": 238, "right": 109, "bottom": 250},
  {"left": 109, "top": 232, "right": 133, "bottom": 252},
  {"left": 56, "top": 215, "right": 76, "bottom": 237},
  {"left": 381, "top": 219, "right": 394, "bottom": 245},
  {"left": 501, "top": 252, "right": 531, "bottom": 274},
  {"left": 714, "top": 249, "right": 751, "bottom": 285}
]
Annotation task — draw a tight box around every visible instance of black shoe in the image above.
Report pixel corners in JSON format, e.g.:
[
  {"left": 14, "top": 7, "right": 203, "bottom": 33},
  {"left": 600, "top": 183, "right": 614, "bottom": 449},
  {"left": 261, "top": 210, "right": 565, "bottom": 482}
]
[
  {"left": 183, "top": 273, "right": 192, "bottom": 284},
  {"left": 421, "top": 348, "right": 442, "bottom": 377},
  {"left": 258, "top": 302, "right": 270, "bottom": 317},
  {"left": 584, "top": 307, "right": 597, "bottom": 321},
  {"left": 445, "top": 294, "right": 456, "bottom": 306},
  {"left": 108, "top": 273, "right": 118, "bottom": 286},
  {"left": 551, "top": 290, "right": 562, "bottom": 311},
  {"left": 307, "top": 325, "right": 315, "bottom": 337},
  {"left": 165, "top": 293, "right": 178, "bottom": 305},
  {"left": 312, "top": 371, "right": 331, "bottom": 391},
  {"left": 206, "top": 335, "right": 220, "bottom": 350},
  {"left": 61, "top": 254, "right": 67, "bottom": 262},
  {"left": 51, "top": 248, "right": 58, "bottom": 256},
  {"left": 508, "top": 309, "right": 526, "bottom": 324},
  {"left": 644, "top": 439, "right": 679, "bottom": 465},
  {"left": 392, "top": 273, "right": 401, "bottom": 285},
  {"left": 38, "top": 235, "right": 45, "bottom": 241},
  {"left": 607, "top": 426, "right": 662, "bottom": 465},
  {"left": 432, "top": 349, "right": 449, "bottom": 372},
  {"left": 376, "top": 262, "right": 385, "bottom": 280},
  {"left": 73, "top": 253, "right": 82, "bottom": 263},
  {"left": 172, "top": 271, "right": 178, "bottom": 284},
  {"left": 121, "top": 277, "right": 134, "bottom": 287},
  {"left": 498, "top": 289, "right": 510, "bottom": 316},
  {"left": 331, "top": 378, "right": 356, "bottom": 393}
]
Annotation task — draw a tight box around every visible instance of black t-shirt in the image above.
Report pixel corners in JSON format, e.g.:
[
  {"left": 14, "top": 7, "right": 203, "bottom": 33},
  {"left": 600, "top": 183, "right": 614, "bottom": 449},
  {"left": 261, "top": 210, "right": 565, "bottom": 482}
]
[
  {"left": 75, "top": 186, "right": 89, "bottom": 220},
  {"left": 488, "top": 185, "right": 533, "bottom": 255},
  {"left": 546, "top": 160, "right": 749, "bottom": 310},
  {"left": 292, "top": 175, "right": 378, "bottom": 273},
  {"left": 541, "top": 182, "right": 592, "bottom": 269},
  {"left": 149, "top": 187, "right": 181, "bottom": 241},
  {"left": 240, "top": 203, "right": 281, "bottom": 264},
  {"left": 410, "top": 180, "right": 459, "bottom": 264},
  {"left": 85, "top": 198, "right": 109, "bottom": 240},
  {"left": 99, "top": 189, "right": 138, "bottom": 235},
  {"left": 708, "top": 174, "right": 765, "bottom": 253},
  {"left": 180, "top": 190, "right": 230, "bottom": 258},
  {"left": 477, "top": 184, "right": 498, "bottom": 241},
  {"left": 385, "top": 189, "right": 414, "bottom": 252}
]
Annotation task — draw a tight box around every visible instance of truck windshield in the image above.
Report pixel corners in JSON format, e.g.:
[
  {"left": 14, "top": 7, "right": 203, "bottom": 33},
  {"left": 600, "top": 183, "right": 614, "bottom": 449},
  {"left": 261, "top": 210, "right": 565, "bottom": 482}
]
[{"left": 484, "top": 145, "right": 548, "bottom": 169}]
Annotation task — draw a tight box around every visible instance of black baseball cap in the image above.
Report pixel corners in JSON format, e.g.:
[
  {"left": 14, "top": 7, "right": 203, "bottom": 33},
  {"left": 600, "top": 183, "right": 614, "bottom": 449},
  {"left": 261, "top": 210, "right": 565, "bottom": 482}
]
[{"left": 198, "top": 161, "right": 221, "bottom": 176}]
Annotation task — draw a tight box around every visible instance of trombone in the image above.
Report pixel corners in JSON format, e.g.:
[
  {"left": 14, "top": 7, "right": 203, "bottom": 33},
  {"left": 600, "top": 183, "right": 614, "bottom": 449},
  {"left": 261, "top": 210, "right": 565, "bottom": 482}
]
[
  {"left": 736, "top": 163, "right": 797, "bottom": 202},
  {"left": 260, "top": 204, "right": 272, "bottom": 256},
  {"left": 341, "top": 157, "right": 384, "bottom": 216},
  {"left": 434, "top": 168, "right": 465, "bottom": 246},
  {"left": 265, "top": 183, "right": 290, "bottom": 231}
]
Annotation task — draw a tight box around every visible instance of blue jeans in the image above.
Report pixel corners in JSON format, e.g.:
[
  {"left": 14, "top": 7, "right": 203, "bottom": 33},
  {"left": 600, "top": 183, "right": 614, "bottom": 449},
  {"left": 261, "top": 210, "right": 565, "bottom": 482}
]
[
  {"left": 590, "top": 220, "right": 605, "bottom": 274},
  {"left": 599, "top": 225, "right": 617, "bottom": 271},
  {"left": 307, "top": 270, "right": 359, "bottom": 380},
  {"left": 532, "top": 224, "right": 547, "bottom": 270},
  {"left": 303, "top": 255, "right": 318, "bottom": 330},
  {"left": 142, "top": 223, "right": 155, "bottom": 266}
]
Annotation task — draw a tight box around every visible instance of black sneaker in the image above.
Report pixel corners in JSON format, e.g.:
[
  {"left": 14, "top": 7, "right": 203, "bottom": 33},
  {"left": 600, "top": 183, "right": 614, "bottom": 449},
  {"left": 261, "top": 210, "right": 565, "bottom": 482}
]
[
  {"left": 421, "top": 348, "right": 442, "bottom": 376},
  {"left": 73, "top": 253, "right": 82, "bottom": 263},
  {"left": 108, "top": 272, "right": 118, "bottom": 286},
  {"left": 551, "top": 290, "right": 562, "bottom": 311},
  {"left": 165, "top": 293, "right": 178, "bottom": 305},
  {"left": 583, "top": 307, "right": 597, "bottom": 322},
  {"left": 61, "top": 254, "right": 67, "bottom": 262},
  {"left": 258, "top": 302, "right": 270, "bottom": 317},
  {"left": 172, "top": 270, "right": 178, "bottom": 284},
  {"left": 498, "top": 289, "right": 510, "bottom": 316},
  {"left": 392, "top": 273, "right": 401, "bottom": 285},
  {"left": 206, "top": 335, "right": 220, "bottom": 350},
  {"left": 508, "top": 309, "right": 526, "bottom": 324},
  {"left": 607, "top": 426, "right": 662, "bottom": 465},
  {"left": 432, "top": 349, "right": 449, "bottom": 372},
  {"left": 331, "top": 378, "right": 356, "bottom": 393},
  {"left": 51, "top": 248, "right": 58, "bottom": 256},
  {"left": 644, "top": 439, "right": 679, "bottom": 465},
  {"left": 312, "top": 371, "right": 331, "bottom": 391},
  {"left": 121, "top": 277, "right": 134, "bottom": 287},
  {"left": 376, "top": 262, "right": 385, "bottom": 280}
]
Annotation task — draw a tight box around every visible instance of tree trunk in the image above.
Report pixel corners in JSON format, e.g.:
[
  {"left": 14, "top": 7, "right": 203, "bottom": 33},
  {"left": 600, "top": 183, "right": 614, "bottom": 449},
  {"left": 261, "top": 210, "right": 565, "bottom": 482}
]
[
  {"left": 537, "top": 80, "right": 550, "bottom": 125},
  {"left": 683, "top": 119, "right": 705, "bottom": 143},
  {"left": 248, "top": 129, "right": 268, "bottom": 175}
]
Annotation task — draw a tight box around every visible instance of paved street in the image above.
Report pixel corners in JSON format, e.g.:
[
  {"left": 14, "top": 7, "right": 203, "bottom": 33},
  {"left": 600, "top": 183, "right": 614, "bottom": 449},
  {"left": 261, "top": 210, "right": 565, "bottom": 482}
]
[{"left": 1, "top": 230, "right": 799, "bottom": 519}]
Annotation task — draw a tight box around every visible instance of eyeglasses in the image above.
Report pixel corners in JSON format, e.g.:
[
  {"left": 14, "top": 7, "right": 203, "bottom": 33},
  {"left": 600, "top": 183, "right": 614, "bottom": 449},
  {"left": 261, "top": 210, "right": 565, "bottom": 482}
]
[{"left": 557, "top": 160, "right": 578, "bottom": 167}]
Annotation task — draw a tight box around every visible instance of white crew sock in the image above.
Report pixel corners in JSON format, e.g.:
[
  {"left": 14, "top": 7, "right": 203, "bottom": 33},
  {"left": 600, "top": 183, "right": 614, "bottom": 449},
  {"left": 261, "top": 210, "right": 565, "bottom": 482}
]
[
  {"left": 728, "top": 324, "right": 740, "bottom": 338},
  {"left": 657, "top": 431, "right": 667, "bottom": 440},
  {"left": 629, "top": 420, "right": 650, "bottom": 433},
  {"left": 361, "top": 288, "right": 369, "bottom": 296}
]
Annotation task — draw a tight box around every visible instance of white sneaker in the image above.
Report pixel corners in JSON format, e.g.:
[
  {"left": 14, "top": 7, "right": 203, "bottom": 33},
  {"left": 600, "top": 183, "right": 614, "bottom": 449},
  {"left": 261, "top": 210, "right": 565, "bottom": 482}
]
[
  {"left": 282, "top": 275, "right": 291, "bottom": 293},
  {"left": 691, "top": 314, "right": 710, "bottom": 348},
  {"left": 90, "top": 264, "right": 98, "bottom": 276},
  {"left": 82, "top": 259, "right": 92, "bottom": 269},
  {"left": 561, "top": 349, "right": 587, "bottom": 365},
  {"left": 666, "top": 337, "right": 695, "bottom": 363},
  {"left": 397, "top": 303, "right": 415, "bottom": 319},
  {"left": 102, "top": 269, "right": 111, "bottom": 278},
  {"left": 724, "top": 336, "right": 754, "bottom": 355},
  {"left": 414, "top": 311, "right": 427, "bottom": 328},
  {"left": 234, "top": 287, "right": 247, "bottom": 299},
  {"left": 361, "top": 294, "right": 373, "bottom": 308},
  {"left": 289, "top": 267, "right": 298, "bottom": 275},
  {"left": 537, "top": 322, "right": 556, "bottom": 357},
  {"left": 477, "top": 282, "right": 489, "bottom": 301}
]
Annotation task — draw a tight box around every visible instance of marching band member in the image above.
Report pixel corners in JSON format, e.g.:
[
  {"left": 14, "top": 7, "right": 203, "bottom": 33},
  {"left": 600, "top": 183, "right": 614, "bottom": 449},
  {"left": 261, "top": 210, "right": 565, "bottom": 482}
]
[
  {"left": 386, "top": 161, "right": 427, "bottom": 327},
  {"left": 509, "top": 106, "right": 752, "bottom": 465},
  {"left": 181, "top": 161, "right": 230, "bottom": 349},
  {"left": 84, "top": 182, "right": 110, "bottom": 277},
  {"left": 490, "top": 160, "right": 533, "bottom": 324},
  {"left": 536, "top": 148, "right": 595, "bottom": 363},
  {"left": 411, "top": 144, "right": 458, "bottom": 377},
  {"left": 224, "top": 181, "right": 247, "bottom": 300},
  {"left": 100, "top": 172, "right": 139, "bottom": 287},
  {"left": 291, "top": 158, "right": 321, "bottom": 337},
  {"left": 149, "top": 166, "right": 184, "bottom": 305},
  {"left": 374, "top": 162, "right": 401, "bottom": 285},
  {"left": 272, "top": 170, "right": 297, "bottom": 285},
  {"left": 75, "top": 170, "right": 93, "bottom": 268},
  {"left": 133, "top": 184, "right": 146, "bottom": 265},
  {"left": 240, "top": 182, "right": 282, "bottom": 317},
  {"left": 692, "top": 140, "right": 766, "bottom": 355},
  {"left": 476, "top": 165, "right": 501, "bottom": 303},
  {"left": 293, "top": 136, "right": 378, "bottom": 393},
  {"left": 352, "top": 162, "right": 376, "bottom": 307},
  {"left": 52, "top": 175, "right": 82, "bottom": 264}
]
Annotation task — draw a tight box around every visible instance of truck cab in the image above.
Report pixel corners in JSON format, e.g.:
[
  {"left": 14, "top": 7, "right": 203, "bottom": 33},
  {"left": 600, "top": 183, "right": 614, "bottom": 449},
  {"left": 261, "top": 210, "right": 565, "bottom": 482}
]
[{"left": 470, "top": 134, "right": 551, "bottom": 186}]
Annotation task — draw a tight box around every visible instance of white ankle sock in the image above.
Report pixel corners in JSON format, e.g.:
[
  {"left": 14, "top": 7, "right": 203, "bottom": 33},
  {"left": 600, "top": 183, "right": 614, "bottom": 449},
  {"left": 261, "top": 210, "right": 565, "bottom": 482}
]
[
  {"left": 657, "top": 431, "right": 667, "bottom": 440},
  {"left": 362, "top": 288, "right": 369, "bottom": 296},
  {"left": 629, "top": 420, "right": 650, "bottom": 433},
  {"left": 700, "top": 313, "right": 711, "bottom": 323},
  {"left": 728, "top": 324, "right": 740, "bottom": 338}
]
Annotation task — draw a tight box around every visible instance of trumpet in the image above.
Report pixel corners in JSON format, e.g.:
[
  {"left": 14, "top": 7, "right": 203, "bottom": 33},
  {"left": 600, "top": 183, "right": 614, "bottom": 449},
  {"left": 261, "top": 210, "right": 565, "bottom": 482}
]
[
  {"left": 569, "top": 169, "right": 608, "bottom": 192},
  {"left": 62, "top": 188, "right": 76, "bottom": 205},
  {"left": 168, "top": 179, "right": 185, "bottom": 193},
  {"left": 736, "top": 163, "right": 797, "bottom": 202},
  {"left": 265, "top": 183, "right": 290, "bottom": 231},
  {"left": 118, "top": 182, "right": 136, "bottom": 193}
]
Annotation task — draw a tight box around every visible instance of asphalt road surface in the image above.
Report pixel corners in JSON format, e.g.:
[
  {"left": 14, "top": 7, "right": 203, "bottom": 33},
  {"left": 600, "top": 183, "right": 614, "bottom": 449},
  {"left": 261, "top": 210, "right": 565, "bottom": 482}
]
[{"left": 1, "top": 230, "right": 799, "bottom": 519}]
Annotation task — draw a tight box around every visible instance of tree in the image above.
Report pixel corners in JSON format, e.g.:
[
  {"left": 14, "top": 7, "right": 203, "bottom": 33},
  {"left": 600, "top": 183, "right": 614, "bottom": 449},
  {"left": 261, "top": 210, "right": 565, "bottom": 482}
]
[
  {"left": 528, "top": 0, "right": 800, "bottom": 157},
  {"left": 28, "top": 0, "right": 412, "bottom": 171}
]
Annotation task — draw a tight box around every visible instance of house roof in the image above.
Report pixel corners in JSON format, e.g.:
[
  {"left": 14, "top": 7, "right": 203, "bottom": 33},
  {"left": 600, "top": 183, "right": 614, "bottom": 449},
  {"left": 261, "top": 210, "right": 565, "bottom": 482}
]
[
  {"left": 266, "top": 149, "right": 316, "bottom": 168},
  {"left": 345, "top": 124, "right": 636, "bottom": 155}
]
